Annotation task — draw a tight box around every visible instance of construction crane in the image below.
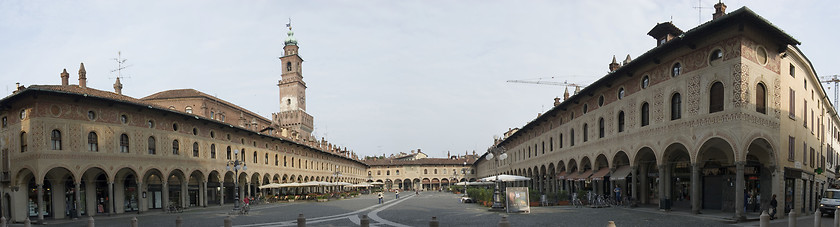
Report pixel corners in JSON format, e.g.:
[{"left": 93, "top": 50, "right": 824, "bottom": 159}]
[
  {"left": 506, "top": 77, "right": 588, "bottom": 95},
  {"left": 821, "top": 75, "right": 840, "bottom": 111}
]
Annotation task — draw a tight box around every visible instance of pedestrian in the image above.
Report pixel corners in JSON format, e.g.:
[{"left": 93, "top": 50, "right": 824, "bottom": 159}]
[
  {"left": 769, "top": 194, "right": 778, "bottom": 220},
  {"left": 244, "top": 196, "right": 250, "bottom": 206},
  {"left": 395, "top": 189, "right": 400, "bottom": 199},
  {"left": 614, "top": 186, "right": 621, "bottom": 202},
  {"left": 378, "top": 192, "right": 383, "bottom": 204}
]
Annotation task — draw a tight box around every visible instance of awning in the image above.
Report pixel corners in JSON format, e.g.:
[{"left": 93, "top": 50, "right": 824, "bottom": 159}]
[
  {"left": 610, "top": 165, "right": 633, "bottom": 180},
  {"left": 556, "top": 171, "right": 567, "bottom": 180},
  {"left": 575, "top": 169, "right": 593, "bottom": 181},
  {"left": 565, "top": 171, "right": 580, "bottom": 180},
  {"left": 591, "top": 168, "right": 611, "bottom": 180}
]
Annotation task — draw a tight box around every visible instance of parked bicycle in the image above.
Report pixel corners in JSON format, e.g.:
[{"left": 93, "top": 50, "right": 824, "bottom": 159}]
[{"left": 166, "top": 204, "right": 183, "bottom": 213}]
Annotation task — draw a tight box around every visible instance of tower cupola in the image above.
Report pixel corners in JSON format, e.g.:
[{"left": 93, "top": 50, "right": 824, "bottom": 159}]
[
  {"left": 647, "top": 22, "right": 683, "bottom": 47},
  {"left": 285, "top": 30, "right": 298, "bottom": 46}
]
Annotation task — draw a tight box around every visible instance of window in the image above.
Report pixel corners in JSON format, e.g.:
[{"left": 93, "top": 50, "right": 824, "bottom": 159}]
[
  {"left": 671, "top": 63, "right": 682, "bottom": 77},
  {"left": 88, "top": 132, "right": 98, "bottom": 151},
  {"left": 210, "top": 131, "right": 215, "bottom": 139},
  {"left": 756, "top": 83, "right": 766, "bottom": 114},
  {"left": 20, "top": 132, "right": 27, "bottom": 152},
  {"left": 378, "top": 171, "right": 381, "bottom": 175},
  {"left": 253, "top": 151, "right": 257, "bottom": 164},
  {"left": 424, "top": 169, "right": 428, "bottom": 174},
  {"left": 709, "top": 82, "right": 724, "bottom": 113},
  {"left": 790, "top": 64, "right": 795, "bottom": 77},
  {"left": 788, "top": 136, "right": 795, "bottom": 161},
  {"left": 172, "top": 140, "right": 179, "bottom": 155},
  {"left": 549, "top": 137, "right": 554, "bottom": 151},
  {"left": 87, "top": 111, "right": 96, "bottom": 120},
  {"left": 598, "top": 118, "right": 605, "bottom": 138},
  {"left": 265, "top": 153, "right": 269, "bottom": 164},
  {"left": 387, "top": 170, "right": 390, "bottom": 175},
  {"left": 20, "top": 109, "right": 26, "bottom": 119},
  {"left": 173, "top": 123, "right": 178, "bottom": 131},
  {"left": 709, "top": 49, "right": 723, "bottom": 64},
  {"left": 192, "top": 142, "right": 199, "bottom": 157},
  {"left": 148, "top": 137, "right": 156, "bottom": 154},
  {"left": 119, "top": 134, "right": 129, "bottom": 153},
  {"left": 570, "top": 129, "right": 575, "bottom": 146},
  {"left": 618, "top": 111, "right": 625, "bottom": 132},
  {"left": 541, "top": 141, "right": 545, "bottom": 154},
  {"left": 598, "top": 95, "right": 604, "bottom": 106},
  {"left": 192, "top": 128, "right": 198, "bottom": 135},
  {"left": 1, "top": 116, "right": 6, "bottom": 128},
  {"left": 789, "top": 89, "right": 796, "bottom": 118},
  {"left": 583, "top": 104, "right": 588, "bottom": 114},
  {"left": 756, "top": 47, "right": 768, "bottom": 65},
  {"left": 810, "top": 147, "right": 815, "bottom": 168},
  {"left": 641, "top": 76, "right": 650, "bottom": 89},
  {"left": 641, "top": 102, "right": 650, "bottom": 126},
  {"left": 274, "top": 154, "right": 278, "bottom": 165},
  {"left": 210, "top": 111, "right": 215, "bottom": 119},
  {"left": 120, "top": 115, "right": 128, "bottom": 124},
  {"left": 211, "top": 144, "right": 216, "bottom": 159},
  {"left": 286, "top": 62, "right": 292, "bottom": 71},
  {"left": 434, "top": 169, "right": 438, "bottom": 174},
  {"left": 804, "top": 100, "right": 808, "bottom": 127},
  {"left": 583, "top": 124, "right": 588, "bottom": 142},
  {"left": 671, "top": 93, "right": 682, "bottom": 120},
  {"left": 185, "top": 106, "right": 193, "bottom": 114},
  {"left": 803, "top": 142, "right": 807, "bottom": 165},
  {"left": 618, "top": 88, "right": 625, "bottom": 99},
  {"left": 396, "top": 170, "right": 400, "bottom": 175},
  {"left": 51, "top": 129, "right": 62, "bottom": 150},
  {"left": 227, "top": 147, "right": 231, "bottom": 159},
  {"left": 148, "top": 120, "right": 155, "bottom": 128},
  {"left": 559, "top": 134, "right": 564, "bottom": 148}
]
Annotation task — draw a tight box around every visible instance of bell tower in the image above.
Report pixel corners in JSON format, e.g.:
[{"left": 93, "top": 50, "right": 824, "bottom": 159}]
[{"left": 275, "top": 24, "right": 314, "bottom": 135}]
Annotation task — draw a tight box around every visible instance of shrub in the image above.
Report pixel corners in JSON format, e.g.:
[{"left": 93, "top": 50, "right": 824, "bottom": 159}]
[{"left": 558, "top": 190, "right": 569, "bottom": 201}]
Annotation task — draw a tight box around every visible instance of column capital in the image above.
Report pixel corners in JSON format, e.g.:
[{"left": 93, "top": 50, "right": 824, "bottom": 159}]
[{"left": 734, "top": 161, "right": 746, "bottom": 166}]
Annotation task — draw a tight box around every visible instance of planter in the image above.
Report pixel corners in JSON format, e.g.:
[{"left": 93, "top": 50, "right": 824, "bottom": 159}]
[
  {"left": 556, "top": 201, "right": 570, "bottom": 206},
  {"left": 529, "top": 202, "right": 540, "bottom": 207}
]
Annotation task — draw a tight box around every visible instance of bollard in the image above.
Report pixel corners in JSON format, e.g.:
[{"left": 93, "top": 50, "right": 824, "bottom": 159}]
[
  {"left": 176, "top": 215, "right": 183, "bottom": 227},
  {"left": 816, "top": 210, "right": 822, "bottom": 227},
  {"left": 498, "top": 216, "right": 510, "bottom": 227},
  {"left": 131, "top": 217, "right": 138, "bottom": 227},
  {"left": 360, "top": 215, "right": 369, "bottom": 227},
  {"left": 224, "top": 216, "right": 232, "bottom": 227},
  {"left": 297, "top": 213, "right": 306, "bottom": 227},
  {"left": 835, "top": 209, "right": 840, "bottom": 227},
  {"left": 1, "top": 216, "right": 6, "bottom": 227},
  {"left": 606, "top": 220, "right": 616, "bottom": 227},
  {"left": 759, "top": 210, "right": 769, "bottom": 227},
  {"left": 429, "top": 216, "right": 439, "bottom": 227},
  {"left": 788, "top": 210, "right": 796, "bottom": 227},
  {"left": 23, "top": 218, "right": 30, "bottom": 227}
]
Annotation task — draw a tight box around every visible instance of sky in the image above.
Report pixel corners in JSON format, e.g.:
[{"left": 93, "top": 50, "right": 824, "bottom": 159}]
[{"left": 1, "top": 0, "right": 838, "bottom": 159}]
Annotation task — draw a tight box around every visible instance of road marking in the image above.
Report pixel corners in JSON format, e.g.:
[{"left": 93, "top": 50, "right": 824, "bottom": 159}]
[{"left": 233, "top": 194, "right": 414, "bottom": 227}]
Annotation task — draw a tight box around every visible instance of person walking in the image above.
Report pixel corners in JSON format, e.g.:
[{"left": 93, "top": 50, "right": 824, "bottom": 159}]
[
  {"left": 614, "top": 186, "right": 621, "bottom": 203},
  {"left": 378, "top": 192, "right": 383, "bottom": 204},
  {"left": 395, "top": 189, "right": 400, "bottom": 199},
  {"left": 769, "top": 194, "right": 778, "bottom": 220}
]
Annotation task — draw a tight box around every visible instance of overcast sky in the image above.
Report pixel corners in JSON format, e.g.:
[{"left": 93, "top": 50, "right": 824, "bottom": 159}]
[{"left": 2, "top": 0, "right": 838, "bottom": 159}]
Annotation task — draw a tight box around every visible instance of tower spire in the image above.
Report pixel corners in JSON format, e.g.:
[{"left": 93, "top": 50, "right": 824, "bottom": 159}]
[{"left": 60, "top": 68, "right": 69, "bottom": 86}]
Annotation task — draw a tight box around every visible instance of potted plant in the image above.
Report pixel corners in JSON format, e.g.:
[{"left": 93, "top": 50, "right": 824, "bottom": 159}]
[
  {"left": 556, "top": 190, "right": 570, "bottom": 206},
  {"left": 316, "top": 194, "right": 329, "bottom": 202}
]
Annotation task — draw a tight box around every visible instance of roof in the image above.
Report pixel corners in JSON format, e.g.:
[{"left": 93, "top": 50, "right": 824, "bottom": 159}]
[
  {"left": 142, "top": 88, "right": 271, "bottom": 124},
  {"left": 364, "top": 157, "right": 475, "bottom": 166},
  {"left": 647, "top": 22, "right": 683, "bottom": 39},
  {"left": 498, "top": 7, "right": 800, "bottom": 148}
]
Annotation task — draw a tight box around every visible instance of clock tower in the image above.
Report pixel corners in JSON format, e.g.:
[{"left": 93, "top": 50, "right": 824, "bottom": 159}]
[{"left": 274, "top": 26, "right": 314, "bottom": 135}]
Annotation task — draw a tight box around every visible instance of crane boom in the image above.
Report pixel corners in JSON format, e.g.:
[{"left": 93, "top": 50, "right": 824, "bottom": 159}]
[
  {"left": 506, "top": 79, "right": 585, "bottom": 88},
  {"left": 821, "top": 75, "right": 840, "bottom": 111}
]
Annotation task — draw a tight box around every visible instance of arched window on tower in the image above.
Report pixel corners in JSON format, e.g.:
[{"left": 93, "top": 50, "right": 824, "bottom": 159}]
[
  {"left": 583, "top": 124, "right": 588, "bottom": 142},
  {"left": 570, "top": 129, "right": 575, "bottom": 146},
  {"left": 192, "top": 142, "right": 199, "bottom": 157},
  {"left": 671, "top": 93, "right": 682, "bottom": 120},
  {"left": 598, "top": 118, "right": 605, "bottom": 138},
  {"left": 88, "top": 132, "right": 98, "bottom": 152},
  {"left": 185, "top": 106, "right": 193, "bottom": 114},
  {"left": 20, "top": 131, "right": 27, "bottom": 152},
  {"left": 211, "top": 144, "right": 216, "bottom": 159},
  {"left": 710, "top": 82, "right": 724, "bottom": 113},
  {"left": 618, "top": 111, "right": 625, "bottom": 132},
  {"left": 226, "top": 146, "right": 231, "bottom": 159},
  {"left": 756, "top": 83, "right": 767, "bottom": 114},
  {"left": 641, "top": 102, "right": 650, "bottom": 126},
  {"left": 287, "top": 62, "right": 292, "bottom": 71},
  {"left": 148, "top": 136, "right": 156, "bottom": 154},
  {"left": 120, "top": 134, "right": 129, "bottom": 153},
  {"left": 172, "top": 140, "right": 179, "bottom": 155},
  {"left": 51, "top": 129, "right": 62, "bottom": 150}
]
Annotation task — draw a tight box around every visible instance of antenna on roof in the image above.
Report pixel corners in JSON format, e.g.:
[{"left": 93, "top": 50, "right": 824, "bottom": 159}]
[
  {"left": 109, "top": 51, "right": 132, "bottom": 80},
  {"left": 692, "top": 0, "right": 712, "bottom": 25}
]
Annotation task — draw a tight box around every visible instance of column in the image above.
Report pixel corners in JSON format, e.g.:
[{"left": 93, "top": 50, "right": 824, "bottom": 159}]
[
  {"left": 202, "top": 181, "right": 207, "bottom": 207},
  {"left": 658, "top": 165, "right": 666, "bottom": 210},
  {"left": 691, "top": 163, "right": 701, "bottom": 214},
  {"left": 75, "top": 182, "right": 82, "bottom": 218},
  {"left": 664, "top": 164, "right": 672, "bottom": 210},
  {"left": 37, "top": 184, "right": 45, "bottom": 224},
  {"left": 735, "top": 161, "right": 745, "bottom": 220},
  {"left": 136, "top": 181, "right": 144, "bottom": 213},
  {"left": 220, "top": 181, "right": 225, "bottom": 206},
  {"left": 638, "top": 165, "right": 646, "bottom": 204},
  {"left": 630, "top": 166, "right": 641, "bottom": 204},
  {"left": 108, "top": 182, "right": 115, "bottom": 214},
  {"left": 162, "top": 181, "right": 169, "bottom": 211}
]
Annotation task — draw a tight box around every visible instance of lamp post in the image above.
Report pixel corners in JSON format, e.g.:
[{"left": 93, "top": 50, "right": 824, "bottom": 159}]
[
  {"left": 486, "top": 146, "right": 508, "bottom": 211},
  {"left": 226, "top": 149, "right": 247, "bottom": 212},
  {"left": 333, "top": 165, "right": 342, "bottom": 192}
]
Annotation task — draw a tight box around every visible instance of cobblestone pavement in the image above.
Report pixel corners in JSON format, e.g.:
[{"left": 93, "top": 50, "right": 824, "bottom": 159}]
[{"left": 13, "top": 191, "right": 744, "bottom": 227}]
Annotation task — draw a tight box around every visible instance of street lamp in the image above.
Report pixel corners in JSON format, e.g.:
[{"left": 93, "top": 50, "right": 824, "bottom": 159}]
[
  {"left": 333, "top": 165, "right": 342, "bottom": 192},
  {"left": 486, "top": 146, "right": 508, "bottom": 211},
  {"left": 226, "top": 149, "right": 247, "bottom": 212}
]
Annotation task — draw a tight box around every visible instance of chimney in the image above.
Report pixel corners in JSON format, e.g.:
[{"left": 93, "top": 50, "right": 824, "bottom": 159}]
[
  {"left": 113, "top": 77, "right": 123, "bottom": 95},
  {"left": 609, "top": 55, "right": 620, "bottom": 72},
  {"left": 713, "top": 1, "right": 727, "bottom": 20},
  {"left": 60, "top": 69, "right": 69, "bottom": 85},
  {"left": 554, "top": 97, "right": 562, "bottom": 106},
  {"left": 78, "top": 63, "right": 87, "bottom": 88}
]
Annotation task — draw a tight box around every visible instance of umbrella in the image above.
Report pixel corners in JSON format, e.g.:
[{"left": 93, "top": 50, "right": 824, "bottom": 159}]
[
  {"left": 258, "top": 183, "right": 283, "bottom": 189},
  {"left": 455, "top": 181, "right": 495, "bottom": 186},
  {"left": 369, "top": 182, "right": 385, "bottom": 185},
  {"left": 478, "top": 174, "right": 531, "bottom": 182}
]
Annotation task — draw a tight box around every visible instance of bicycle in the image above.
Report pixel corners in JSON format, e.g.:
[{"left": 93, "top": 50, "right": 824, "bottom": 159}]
[
  {"left": 166, "top": 204, "right": 183, "bottom": 213},
  {"left": 572, "top": 197, "right": 584, "bottom": 208},
  {"left": 239, "top": 204, "right": 250, "bottom": 215}
]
